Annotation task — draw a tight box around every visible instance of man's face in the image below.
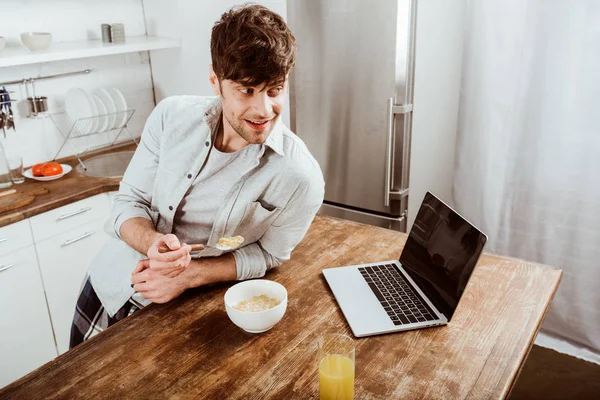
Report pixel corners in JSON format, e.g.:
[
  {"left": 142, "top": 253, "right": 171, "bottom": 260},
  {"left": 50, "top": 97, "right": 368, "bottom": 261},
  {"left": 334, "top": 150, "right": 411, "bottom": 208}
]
[{"left": 210, "top": 69, "right": 287, "bottom": 145}]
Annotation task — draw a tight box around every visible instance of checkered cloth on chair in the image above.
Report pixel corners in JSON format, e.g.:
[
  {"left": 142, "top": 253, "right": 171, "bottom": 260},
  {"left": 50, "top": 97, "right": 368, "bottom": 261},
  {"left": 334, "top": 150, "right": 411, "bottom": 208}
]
[{"left": 70, "top": 276, "right": 143, "bottom": 349}]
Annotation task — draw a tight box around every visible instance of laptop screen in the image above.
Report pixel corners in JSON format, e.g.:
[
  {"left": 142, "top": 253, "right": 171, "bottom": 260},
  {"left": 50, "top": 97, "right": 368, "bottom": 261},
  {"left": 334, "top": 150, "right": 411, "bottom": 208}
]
[{"left": 399, "top": 192, "right": 487, "bottom": 320}]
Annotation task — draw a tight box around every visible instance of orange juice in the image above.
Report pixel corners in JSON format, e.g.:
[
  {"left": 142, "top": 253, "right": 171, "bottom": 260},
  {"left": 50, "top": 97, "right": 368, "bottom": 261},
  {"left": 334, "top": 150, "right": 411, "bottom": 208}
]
[{"left": 319, "top": 355, "right": 354, "bottom": 400}]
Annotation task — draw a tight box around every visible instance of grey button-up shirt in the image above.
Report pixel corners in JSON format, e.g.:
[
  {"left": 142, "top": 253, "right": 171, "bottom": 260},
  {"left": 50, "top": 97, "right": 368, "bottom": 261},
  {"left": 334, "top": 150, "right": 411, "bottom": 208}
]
[{"left": 89, "top": 95, "right": 324, "bottom": 316}]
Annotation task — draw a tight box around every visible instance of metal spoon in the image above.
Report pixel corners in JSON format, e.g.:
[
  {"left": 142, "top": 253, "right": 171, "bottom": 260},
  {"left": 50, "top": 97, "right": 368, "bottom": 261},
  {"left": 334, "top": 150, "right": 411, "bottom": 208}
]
[{"left": 157, "top": 236, "right": 245, "bottom": 253}]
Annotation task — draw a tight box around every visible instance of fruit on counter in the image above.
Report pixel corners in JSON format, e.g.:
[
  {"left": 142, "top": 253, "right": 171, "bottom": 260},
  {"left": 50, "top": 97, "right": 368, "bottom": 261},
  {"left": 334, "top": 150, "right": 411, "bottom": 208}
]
[
  {"left": 32, "top": 163, "right": 46, "bottom": 177},
  {"left": 32, "top": 162, "right": 64, "bottom": 177},
  {"left": 41, "top": 162, "right": 63, "bottom": 176}
]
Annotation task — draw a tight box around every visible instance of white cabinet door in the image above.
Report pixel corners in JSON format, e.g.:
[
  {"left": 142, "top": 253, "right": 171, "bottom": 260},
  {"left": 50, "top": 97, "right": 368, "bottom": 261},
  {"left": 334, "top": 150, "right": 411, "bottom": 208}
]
[
  {"left": 0, "top": 246, "right": 57, "bottom": 389},
  {"left": 36, "top": 218, "right": 111, "bottom": 354}
]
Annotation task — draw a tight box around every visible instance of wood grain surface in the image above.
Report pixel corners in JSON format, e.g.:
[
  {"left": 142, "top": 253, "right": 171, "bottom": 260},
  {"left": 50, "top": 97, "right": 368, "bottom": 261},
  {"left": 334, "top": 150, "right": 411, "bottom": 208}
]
[
  {"left": 0, "top": 187, "right": 49, "bottom": 214},
  {"left": 0, "top": 144, "right": 135, "bottom": 228},
  {"left": 0, "top": 215, "right": 562, "bottom": 399}
]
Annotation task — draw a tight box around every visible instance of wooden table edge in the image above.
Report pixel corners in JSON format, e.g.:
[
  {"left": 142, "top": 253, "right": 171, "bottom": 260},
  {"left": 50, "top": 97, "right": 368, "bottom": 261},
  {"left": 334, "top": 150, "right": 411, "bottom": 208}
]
[{"left": 500, "top": 268, "right": 563, "bottom": 399}]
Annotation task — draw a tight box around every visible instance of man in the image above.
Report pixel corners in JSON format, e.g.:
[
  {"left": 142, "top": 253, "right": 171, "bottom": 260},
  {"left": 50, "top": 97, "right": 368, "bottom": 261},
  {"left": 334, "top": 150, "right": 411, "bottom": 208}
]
[{"left": 70, "top": 4, "right": 324, "bottom": 348}]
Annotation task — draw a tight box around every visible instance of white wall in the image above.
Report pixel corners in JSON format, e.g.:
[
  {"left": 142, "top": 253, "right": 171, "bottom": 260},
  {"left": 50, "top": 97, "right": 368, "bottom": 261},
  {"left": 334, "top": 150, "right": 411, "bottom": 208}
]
[
  {"left": 142, "top": 0, "right": 291, "bottom": 127},
  {"left": 0, "top": 0, "right": 154, "bottom": 167},
  {"left": 408, "top": 0, "right": 465, "bottom": 228}
]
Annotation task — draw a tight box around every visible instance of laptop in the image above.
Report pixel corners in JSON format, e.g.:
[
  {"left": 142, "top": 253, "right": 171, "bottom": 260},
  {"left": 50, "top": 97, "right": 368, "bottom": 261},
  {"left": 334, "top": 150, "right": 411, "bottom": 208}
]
[{"left": 323, "top": 191, "right": 488, "bottom": 337}]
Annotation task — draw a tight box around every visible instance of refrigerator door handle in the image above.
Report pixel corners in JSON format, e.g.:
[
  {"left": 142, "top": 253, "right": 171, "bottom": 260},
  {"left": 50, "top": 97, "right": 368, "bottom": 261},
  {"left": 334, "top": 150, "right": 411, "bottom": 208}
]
[{"left": 384, "top": 97, "right": 412, "bottom": 207}]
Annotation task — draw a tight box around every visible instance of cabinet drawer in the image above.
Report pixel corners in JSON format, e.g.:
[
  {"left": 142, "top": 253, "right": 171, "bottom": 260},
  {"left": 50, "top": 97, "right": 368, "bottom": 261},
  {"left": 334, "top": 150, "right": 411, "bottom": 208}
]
[
  {"left": 0, "top": 219, "right": 33, "bottom": 256},
  {"left": 0, "top": 246, "right": 58, "bottom": 387},
  {"left": 30, "top": 193, "right": 110, "bottom": 243}
]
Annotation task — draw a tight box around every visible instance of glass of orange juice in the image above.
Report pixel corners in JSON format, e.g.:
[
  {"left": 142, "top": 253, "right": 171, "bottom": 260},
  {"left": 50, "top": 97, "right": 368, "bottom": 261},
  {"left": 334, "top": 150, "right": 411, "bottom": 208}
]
[{"left": 318, "top": 334, "right": 355, "bottom": 400}]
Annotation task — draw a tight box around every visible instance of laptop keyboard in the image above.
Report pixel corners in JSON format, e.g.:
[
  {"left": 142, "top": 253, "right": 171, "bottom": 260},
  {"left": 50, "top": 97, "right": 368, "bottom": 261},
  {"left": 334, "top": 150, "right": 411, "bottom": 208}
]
[{"left": 358, "top": 264, "right": 438, "bottom": 326}]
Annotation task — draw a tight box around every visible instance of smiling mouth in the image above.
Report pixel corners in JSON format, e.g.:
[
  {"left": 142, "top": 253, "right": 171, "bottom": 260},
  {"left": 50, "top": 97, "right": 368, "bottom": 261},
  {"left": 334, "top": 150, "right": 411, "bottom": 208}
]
[{"left": 245, "top": 119, "right": 271, "bottom": 130}]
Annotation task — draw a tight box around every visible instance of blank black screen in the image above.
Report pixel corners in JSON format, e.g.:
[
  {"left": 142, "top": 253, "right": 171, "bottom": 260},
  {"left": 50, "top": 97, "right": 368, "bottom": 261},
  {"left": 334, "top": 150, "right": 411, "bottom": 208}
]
[{"left": 399, "top": 192, "right": 487, "bottom": 320}]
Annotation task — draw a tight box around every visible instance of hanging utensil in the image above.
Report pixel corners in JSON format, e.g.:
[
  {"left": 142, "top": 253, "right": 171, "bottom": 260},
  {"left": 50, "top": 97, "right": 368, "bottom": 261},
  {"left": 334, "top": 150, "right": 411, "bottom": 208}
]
[
  {"left": 3, "top": 86, "right": 15, "bottom": 132},
  {"left": 0, "top": 88, "right": 7, "bottom": 138},
  {"left": 25, "top": 79, "right": 38, "bottom": 117},
  {"left": 25, "top": 79, "right": 48, "bottom": 119}
]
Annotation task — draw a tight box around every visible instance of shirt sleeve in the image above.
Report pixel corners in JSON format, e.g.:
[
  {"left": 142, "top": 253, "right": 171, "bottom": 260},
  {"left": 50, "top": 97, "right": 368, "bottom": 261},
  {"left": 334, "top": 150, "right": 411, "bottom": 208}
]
[
  {"left": 232, "top": 175, "right": 325, "bottom": 280},
  {"left": 104, "top": 100, "right": 167, "bottom": 239}
]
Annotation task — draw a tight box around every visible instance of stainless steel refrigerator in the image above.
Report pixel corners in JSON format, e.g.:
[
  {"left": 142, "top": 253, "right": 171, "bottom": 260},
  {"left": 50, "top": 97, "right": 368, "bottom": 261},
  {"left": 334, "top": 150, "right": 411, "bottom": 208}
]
[{"left": 287, "top": 0, "right": 417, "bottom": 232}]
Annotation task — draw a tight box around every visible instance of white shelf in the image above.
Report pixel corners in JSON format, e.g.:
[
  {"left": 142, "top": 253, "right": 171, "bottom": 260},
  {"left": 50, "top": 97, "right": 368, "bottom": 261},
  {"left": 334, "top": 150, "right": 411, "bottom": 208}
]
[{"left": 0, "top": 35, "right": 180, "bottom": 68}]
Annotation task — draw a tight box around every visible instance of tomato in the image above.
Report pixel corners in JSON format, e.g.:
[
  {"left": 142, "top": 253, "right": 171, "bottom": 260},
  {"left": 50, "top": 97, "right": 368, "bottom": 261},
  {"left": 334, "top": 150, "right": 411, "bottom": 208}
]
[
  {"left": 32, "top": 163, "right": 46, "bottom": 177},
  {"left": 42, "top": 162, "right": 63, "bottom": 177}
]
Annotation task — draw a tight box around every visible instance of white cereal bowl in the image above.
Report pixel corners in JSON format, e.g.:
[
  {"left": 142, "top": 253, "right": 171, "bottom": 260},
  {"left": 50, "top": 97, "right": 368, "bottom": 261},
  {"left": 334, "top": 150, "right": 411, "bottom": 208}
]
[
  {"left": 224, "top": 280, "right": 288, "bottom": 333},
  {"left": 20, "top": 32, "right": 52, "bottom": 51}
]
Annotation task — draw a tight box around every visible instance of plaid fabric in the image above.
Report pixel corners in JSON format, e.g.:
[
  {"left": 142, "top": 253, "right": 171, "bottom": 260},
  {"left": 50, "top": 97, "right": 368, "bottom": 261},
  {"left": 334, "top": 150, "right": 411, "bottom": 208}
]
[{"left": 69, "top": 276, "right": 143, "bottom": 349}]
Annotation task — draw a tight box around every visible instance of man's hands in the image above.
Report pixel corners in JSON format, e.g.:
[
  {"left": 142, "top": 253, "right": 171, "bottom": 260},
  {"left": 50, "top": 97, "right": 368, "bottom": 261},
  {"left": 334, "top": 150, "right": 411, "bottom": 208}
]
[
  {"left": 130, "top": 233, "right": 238, "bottom": 304},
  {"left": 131, "top": 259, "right": 188, "bottom": 303},
  {"left": 131, "top": 233, "right": 192, "bottom": 303},
  {"left": 146, "top": 233, "right": 192, "bottom": 275}
]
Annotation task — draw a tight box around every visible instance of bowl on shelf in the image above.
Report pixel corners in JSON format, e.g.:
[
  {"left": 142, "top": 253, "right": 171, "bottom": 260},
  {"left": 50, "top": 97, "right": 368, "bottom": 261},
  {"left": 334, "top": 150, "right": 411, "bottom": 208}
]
[
  {"left": 0, "top": 37, "right": 6, "bottom": 52},
  {"left": 20, "top": 32, "right": 52, "bottom": 51}
]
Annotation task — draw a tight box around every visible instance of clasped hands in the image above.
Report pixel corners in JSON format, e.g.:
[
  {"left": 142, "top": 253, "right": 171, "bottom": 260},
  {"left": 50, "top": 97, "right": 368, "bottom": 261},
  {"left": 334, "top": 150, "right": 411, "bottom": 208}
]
[{"left": 131, "top": 234, "right": 194, "bottom": 304}]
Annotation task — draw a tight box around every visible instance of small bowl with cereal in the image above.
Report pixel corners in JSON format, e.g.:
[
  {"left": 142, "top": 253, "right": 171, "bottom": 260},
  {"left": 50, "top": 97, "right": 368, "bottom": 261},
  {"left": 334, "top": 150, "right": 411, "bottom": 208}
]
[{"left": 224, "top": 280, "right": 288, "bottom": 333}]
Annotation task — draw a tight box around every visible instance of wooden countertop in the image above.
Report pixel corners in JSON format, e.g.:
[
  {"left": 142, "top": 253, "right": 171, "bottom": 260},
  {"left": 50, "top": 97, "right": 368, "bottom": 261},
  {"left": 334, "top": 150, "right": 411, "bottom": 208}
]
[
  {"left": 0, "top": 144, "right": 135, "bottom": 228},
  {"left": 0, "top": 215, "right": 562, "bottom": 399}
]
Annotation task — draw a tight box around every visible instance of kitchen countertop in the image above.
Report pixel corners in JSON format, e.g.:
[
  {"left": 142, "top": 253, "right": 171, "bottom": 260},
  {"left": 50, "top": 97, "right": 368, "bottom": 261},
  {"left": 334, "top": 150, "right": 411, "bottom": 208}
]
[
  {"left": 0, "top": 144, "right": 136, "bottom": 228},
  {"left": 0, "top": 215, "right": 562, "bottom": 399}
]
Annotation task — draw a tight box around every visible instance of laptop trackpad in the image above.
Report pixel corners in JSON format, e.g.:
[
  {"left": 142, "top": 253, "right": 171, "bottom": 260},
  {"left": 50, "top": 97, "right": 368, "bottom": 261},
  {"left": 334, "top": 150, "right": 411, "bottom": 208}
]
[{"left": 323, "top": 266, "right": 394, "bottom": 337}]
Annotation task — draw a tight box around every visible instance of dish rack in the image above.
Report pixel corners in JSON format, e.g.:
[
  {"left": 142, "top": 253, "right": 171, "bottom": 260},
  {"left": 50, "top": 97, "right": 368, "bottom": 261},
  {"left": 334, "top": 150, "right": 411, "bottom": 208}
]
[{"left": 49, "top": 109, "right": 137, "bottom": 170}]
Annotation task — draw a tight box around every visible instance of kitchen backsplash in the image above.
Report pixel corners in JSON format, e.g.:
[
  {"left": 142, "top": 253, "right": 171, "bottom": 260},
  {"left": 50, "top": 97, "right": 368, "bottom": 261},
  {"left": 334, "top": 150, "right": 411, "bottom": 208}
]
[{"left": 0, "top": 0, "right": 154, "bottom": 167}]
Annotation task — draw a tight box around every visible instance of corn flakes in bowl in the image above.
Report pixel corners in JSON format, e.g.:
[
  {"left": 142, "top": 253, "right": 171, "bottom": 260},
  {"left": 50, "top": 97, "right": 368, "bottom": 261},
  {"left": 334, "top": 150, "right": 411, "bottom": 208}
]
[{"left": 224, "top": 280, "right": 288, "bottom": 333}]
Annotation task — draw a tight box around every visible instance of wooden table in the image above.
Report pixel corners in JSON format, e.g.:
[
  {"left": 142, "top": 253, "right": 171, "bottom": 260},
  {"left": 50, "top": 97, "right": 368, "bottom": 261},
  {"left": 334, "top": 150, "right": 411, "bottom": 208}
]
[{"left": 0, "top": 215, "right": 562, "bottom": 399}]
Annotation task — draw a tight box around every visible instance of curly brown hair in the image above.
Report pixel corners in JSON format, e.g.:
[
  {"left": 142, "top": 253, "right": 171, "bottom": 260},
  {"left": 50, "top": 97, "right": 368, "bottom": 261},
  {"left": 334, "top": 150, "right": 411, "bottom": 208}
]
[{"left": 211, "top": 3, "right": 296, "bottom": 87}]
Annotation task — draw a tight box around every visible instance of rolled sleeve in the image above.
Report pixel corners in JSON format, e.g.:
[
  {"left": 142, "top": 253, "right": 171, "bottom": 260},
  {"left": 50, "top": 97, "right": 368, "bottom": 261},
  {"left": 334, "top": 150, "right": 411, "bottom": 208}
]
[
  {"left": 109, "top": 190, "right": 159, "bottom": 239},
  {"left": 232, "top": 243, "right": 265, "bottom": 280},
  {"left": 232, "top": 243, "right": 284, "bottom": 281}
]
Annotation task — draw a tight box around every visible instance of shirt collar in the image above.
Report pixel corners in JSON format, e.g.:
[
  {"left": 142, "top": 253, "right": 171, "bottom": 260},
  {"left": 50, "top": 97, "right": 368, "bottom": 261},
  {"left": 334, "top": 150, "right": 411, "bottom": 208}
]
[
  {"left": 204, "top": 97, "right": 285, "bottom": 157},
  {"left": 264, "top": 118, "right": 285, "bottom": 156}
]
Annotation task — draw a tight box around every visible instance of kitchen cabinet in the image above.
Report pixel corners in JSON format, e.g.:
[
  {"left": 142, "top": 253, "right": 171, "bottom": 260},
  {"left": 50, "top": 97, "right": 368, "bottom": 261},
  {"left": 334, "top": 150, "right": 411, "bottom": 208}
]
[
  {"left": 35, "top": 215, "right": 111, "bottom": 354},
  {"left": 0, "top": 192, "right": 118, "bottom": 388},
  {"left": 0, "top": 219, "right": 33, "bottom": 257},
  {"left": 0, "top": 246, "right": 57, "bottom": 388}
]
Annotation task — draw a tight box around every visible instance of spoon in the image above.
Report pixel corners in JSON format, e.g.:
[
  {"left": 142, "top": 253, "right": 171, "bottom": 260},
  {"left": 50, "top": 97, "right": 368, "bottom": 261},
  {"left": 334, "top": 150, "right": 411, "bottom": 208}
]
[
  {"left": 216, "top": 235, "right": 245, "bottom": 251},
  {"left": 157, "top": 236, "right": 245, "bottom": 253}
]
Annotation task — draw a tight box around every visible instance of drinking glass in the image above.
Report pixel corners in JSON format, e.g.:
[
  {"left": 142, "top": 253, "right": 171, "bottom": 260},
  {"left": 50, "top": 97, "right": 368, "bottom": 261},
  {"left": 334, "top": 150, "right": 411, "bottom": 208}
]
[
  {"left": 318, "top": 334, "right": 355, "bottom": 400},
  {"left": 8, "top": 156, "right": 24, "bottom": 184}
]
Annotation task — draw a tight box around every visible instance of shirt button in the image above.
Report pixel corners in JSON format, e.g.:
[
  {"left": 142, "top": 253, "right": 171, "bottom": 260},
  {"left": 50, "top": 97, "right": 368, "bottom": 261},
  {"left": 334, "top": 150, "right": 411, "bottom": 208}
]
[
  {"left": 205, "top": 141, "right": 210, "bottom": 147},
  {"left": 187, "top": 174, "right": 192, "bottom": 179},
  {"left": 169, "top": 206, "right": 173, "bottom": 211}
]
